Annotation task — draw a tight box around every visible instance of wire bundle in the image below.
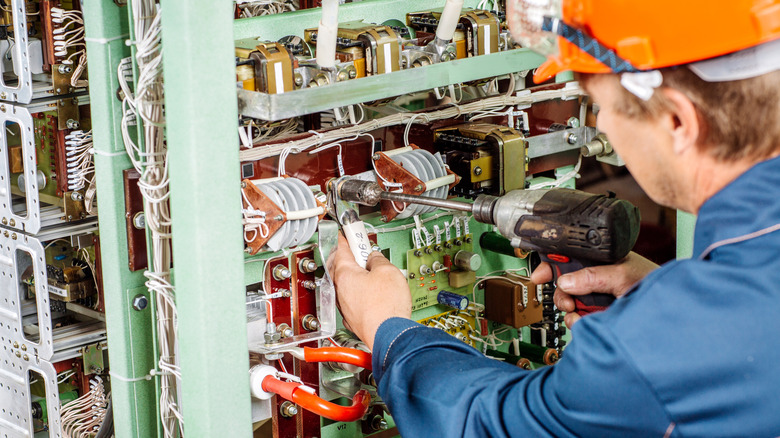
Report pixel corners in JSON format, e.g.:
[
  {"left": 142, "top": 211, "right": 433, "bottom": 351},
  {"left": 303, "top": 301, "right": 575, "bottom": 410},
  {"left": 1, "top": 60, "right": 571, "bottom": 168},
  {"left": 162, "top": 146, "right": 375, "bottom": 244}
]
[
  {"left": 236, "top": 0, "right": 297, "bottom": 17},
  {"left": 119, "top": 1, "right": 182, "bottom": 436},
  {"left": 60, "top": 377, "right": 109, "bottom": 438},
  {"left": 64, "top": 130, "right": 93, "bottom": 191},
  {"left": 239, "top": 83, "right": 583, "bottom": 163},
  {"left": 51, "top": 7, "right": 87, "bottom": 87}
]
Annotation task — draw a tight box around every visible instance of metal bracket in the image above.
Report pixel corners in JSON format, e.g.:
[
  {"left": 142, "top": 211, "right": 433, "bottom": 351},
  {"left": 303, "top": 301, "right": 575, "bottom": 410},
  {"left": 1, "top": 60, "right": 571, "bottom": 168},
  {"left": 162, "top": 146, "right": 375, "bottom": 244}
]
[
  {"left": 0, "top": 355, "right": 63, "bottom": 438},
  {"left": 0, "top": 0, "right": 34, "bottom": 103},
  {"left": 0, "top": 231, "right": 53, "bottom": 360},
  {"left": 0, "top": 104, "right": 41, "bottom": 234}
]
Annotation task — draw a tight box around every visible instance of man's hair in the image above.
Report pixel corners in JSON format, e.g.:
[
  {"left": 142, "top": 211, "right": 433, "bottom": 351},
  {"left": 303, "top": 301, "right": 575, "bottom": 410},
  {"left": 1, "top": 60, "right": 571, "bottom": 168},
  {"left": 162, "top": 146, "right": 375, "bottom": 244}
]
[{"left": 578, "top": 69, "right": 780, "bottom": 161}]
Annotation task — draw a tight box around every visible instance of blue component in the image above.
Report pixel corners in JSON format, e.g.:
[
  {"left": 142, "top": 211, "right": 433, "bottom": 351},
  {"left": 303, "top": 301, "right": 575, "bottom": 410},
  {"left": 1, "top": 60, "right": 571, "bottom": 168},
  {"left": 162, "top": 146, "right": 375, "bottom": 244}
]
[
  {"left": 54, "top": 255, "right": 66, "bottom": 261},
  {"left": 437, "top": 290, "right": 469, "bottom": 310}
]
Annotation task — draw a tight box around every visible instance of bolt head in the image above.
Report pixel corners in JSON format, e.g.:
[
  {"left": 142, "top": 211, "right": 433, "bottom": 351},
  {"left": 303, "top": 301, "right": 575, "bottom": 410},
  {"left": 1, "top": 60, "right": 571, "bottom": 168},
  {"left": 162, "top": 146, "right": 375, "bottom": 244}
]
[
  {"left": 132, "top": 294, "right": 149, "bottom": 311},
  {"left": 473, "top": 167, "right": 483, "bottom": 176},
  {"left": 413, "top": 184, "right": 423, "bottom": 192}
]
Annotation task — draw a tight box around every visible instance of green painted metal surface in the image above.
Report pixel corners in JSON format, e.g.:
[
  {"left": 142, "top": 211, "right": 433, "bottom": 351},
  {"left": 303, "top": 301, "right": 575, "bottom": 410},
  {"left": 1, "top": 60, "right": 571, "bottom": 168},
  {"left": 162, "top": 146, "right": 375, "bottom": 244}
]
[
  {"left": 676, "top": 211, "right": 696, "bottom": 259},
  {"left": 160, "top": 0, "right": 253, "bottom": 436},
  {"left": 234, "top": 0, "right": 484, "bottom": 41},
  {"left": 82, "top": 1, "right": 158, "bottom": 437}
]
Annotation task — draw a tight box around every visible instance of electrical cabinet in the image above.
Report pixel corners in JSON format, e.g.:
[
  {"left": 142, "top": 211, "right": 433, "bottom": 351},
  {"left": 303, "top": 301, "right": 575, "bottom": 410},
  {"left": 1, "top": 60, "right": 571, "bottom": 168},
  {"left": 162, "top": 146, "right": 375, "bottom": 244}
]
[{"left": 0, "top": 1, "right": 677, "bottom": 437}]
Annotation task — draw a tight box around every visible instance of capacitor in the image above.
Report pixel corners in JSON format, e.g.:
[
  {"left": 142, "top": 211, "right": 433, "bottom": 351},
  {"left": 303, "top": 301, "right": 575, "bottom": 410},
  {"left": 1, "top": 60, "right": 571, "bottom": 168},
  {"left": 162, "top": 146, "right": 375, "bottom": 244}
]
[
  {"left": 453, "top": 250, "right": 482, "bottom": 272},
  {"left": 437, "top": 290, "right": 469, "bottom": 310}
]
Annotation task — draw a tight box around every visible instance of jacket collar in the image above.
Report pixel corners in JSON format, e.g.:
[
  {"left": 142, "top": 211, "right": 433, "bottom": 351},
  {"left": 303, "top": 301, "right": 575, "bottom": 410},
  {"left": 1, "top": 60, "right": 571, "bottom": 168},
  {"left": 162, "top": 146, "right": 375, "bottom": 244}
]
[{"left": 693, "top": 154, "right": 780, "bottom": 259}]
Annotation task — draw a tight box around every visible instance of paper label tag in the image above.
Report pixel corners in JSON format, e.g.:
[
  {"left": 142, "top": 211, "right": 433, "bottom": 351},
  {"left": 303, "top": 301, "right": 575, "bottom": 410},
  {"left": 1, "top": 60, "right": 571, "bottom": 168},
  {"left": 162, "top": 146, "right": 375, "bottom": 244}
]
[
  {"left": 421, "top": 227, "right": 433, "bottom": 247},
  {"left": 462, "top": 216, "right": 470, "bottom": 235},
  {"left": 48, "top": 284, "right": 68, "bottom": 298},
  {"left": 412, "top": 229, "right": 422, "bottom": 249},
  {"left": 433, "top": 225, "right": 442, "bottom": 244},
  {"left": 454, "top": 218, "right": 462, "bottom": 238},
  {"left": 444, "top": 221, "right": 452, "bottom": 241}
]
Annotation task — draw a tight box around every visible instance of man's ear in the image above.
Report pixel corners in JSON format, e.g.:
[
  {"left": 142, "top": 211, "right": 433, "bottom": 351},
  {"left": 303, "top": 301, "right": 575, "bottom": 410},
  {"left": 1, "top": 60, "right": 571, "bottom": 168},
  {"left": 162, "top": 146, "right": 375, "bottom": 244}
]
[{"left": 658, "top": 87, "right": 701, "bottom": 155}]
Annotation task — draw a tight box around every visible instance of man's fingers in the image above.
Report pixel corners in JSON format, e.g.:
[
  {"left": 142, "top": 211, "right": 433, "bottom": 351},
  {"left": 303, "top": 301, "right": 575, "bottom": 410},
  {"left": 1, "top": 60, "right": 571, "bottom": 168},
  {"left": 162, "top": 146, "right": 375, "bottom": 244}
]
[
  {"left": 530, "top": 262, "right": 553, "bottom": 284},
  {"left": 553, "top": 289, "right": 576, "bottom": 313},
  {"left": 365, "top": 250, "right": 394, "bottom": 271},
  {"left": 564, "top": 312, "right": 581, "bottom": 328},
  {"left": 557, "top": 266, "right": 620, "bottom": 295}
]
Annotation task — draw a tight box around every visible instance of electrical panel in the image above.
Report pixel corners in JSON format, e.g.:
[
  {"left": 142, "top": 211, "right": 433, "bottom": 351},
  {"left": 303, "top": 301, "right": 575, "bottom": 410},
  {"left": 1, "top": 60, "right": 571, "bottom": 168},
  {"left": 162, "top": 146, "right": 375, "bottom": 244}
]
[
  {"left": 0, "top": 0, "right": 630, "bottom": 437},
  {"left": 0, "top": 1, "right": 108, "bottom": 437}
]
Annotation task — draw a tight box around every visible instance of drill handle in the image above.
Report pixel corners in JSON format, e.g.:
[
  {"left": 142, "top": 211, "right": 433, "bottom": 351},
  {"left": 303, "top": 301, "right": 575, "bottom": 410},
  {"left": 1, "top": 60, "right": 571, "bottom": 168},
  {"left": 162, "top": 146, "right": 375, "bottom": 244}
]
[{"left": 540, "top": 254, "right": 616, "bottom": 316}]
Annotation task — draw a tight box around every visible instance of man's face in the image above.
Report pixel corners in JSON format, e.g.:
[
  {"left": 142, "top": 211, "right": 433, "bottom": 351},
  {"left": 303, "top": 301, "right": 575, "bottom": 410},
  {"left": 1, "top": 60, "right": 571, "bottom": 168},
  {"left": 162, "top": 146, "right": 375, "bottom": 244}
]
[{"left": 585, "top": 76, "right": 683, "bottom": 210}]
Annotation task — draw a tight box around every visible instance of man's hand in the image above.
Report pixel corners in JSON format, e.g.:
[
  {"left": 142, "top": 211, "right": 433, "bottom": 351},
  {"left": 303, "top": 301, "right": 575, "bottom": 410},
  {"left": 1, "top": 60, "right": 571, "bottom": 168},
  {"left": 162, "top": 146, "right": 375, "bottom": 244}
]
[
  {"left": 530, "top": 252, "right": 658, "bottom": 328},
  {"left": 327, "top": 234, "right": 412, "bottom": 351}
]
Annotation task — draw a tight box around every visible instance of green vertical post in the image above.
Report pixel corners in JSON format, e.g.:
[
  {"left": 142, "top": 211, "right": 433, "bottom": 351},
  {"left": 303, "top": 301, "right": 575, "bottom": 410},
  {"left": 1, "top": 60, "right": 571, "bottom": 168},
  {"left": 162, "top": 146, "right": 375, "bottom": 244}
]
[
  {"left": 161, "top": 1, "right": 252, "bottom": 436},
  {"left": 82, "top": 1, "right": 159, "bottom": 437},
  {"left": 677, "top": 211, "right": 696, "bottom": 259}
]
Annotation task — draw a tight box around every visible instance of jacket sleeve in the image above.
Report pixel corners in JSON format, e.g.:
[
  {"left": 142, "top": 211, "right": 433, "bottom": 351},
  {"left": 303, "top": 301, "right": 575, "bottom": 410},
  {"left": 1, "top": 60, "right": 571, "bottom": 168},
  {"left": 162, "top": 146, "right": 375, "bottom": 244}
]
[{"left": 371, "top": 317, "right": 674, "bottom": 438}]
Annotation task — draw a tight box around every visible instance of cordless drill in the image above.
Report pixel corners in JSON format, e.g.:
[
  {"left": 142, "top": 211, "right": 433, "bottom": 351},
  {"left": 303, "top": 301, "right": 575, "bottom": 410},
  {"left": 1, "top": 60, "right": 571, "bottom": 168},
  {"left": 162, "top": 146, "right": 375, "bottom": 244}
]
[{"left": 334, "top": 179, "right": 641, "bottom": 316}]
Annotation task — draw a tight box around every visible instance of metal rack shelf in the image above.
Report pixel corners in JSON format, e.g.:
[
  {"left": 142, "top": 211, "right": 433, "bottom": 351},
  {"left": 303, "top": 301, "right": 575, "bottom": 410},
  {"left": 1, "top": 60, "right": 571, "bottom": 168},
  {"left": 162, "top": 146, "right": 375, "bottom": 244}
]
[{"left": 238, "top": 49, "right": 545, "bottom": 120}]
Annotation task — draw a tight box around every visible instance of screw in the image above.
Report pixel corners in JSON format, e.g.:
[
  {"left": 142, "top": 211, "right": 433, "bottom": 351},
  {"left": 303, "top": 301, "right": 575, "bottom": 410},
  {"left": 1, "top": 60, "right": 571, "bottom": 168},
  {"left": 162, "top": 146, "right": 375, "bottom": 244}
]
[
  {"left": 413, "top": 250, "right": 422, "bottom": 257},
  {"left": 20, "top": 344, "right": 26, "bottom": 351},
  {"left": 1, "top": 218, "right": 6, "bottom": 225},
  {"left": 434, "top": 245, "right": 442, "bottom": 252},
  {"left": 473, "top": 167, "right": 483, "bottom": 176},
  {"left": 277, "top": 323, "right": 294, "bottom": 338},
  {"left": 274, "top": 214, "right": 284, "bottom": 221},
  {"left": 567, "top": 117, "right": 580, "bottom": 128},
  {"left": 566, "top": 133, "right": 578, "bottom": 144},
  {"left": 70, "top": 192, "right": 84, "bottom": 201},
  {"left": 337, "top": 70, "right": 348, "bottom": 82},
  {"left": 67, "top": 215, "right": 73, "bottom": 221},
  {"left": 132, "top": 294, "right": 148, "bottom": 311},
  {"left": 408, "top": 273, "right": 415, "bottom": 279},
  {"left": 66, "top": 119, "right": 80, "bottom": 129},
  {"left": 464, "top": 237, "right": 473, "bottom": 244},
  {"left": 278, "top": 288, "right": 292, "bottom": 298},
  {"left": 381, "top": 215, "right": 389, "bottom": 222},
  {"left": 0, "top": 92, "right": 6, "bottom": 100},
  {"left": 348, "top": 68, "right": 357, "bottom": 79},
  {"left": 372, "top": 153, "right": 381, "bottom": 161},
  {"left": 273, "top": 265, "right": 292, "bottom": 281},
  {"left": 294, "top": 73, "right": 303, "bottom": 86},
  {"left": 11, "top": 233, "right": 16, "bottom": 240},
  {"left": 8, "top": 218, "right": 14, "bottom": 227},
  {"left": 3, "top": 231, "right": 8, "bottom": 237},
  {"left": 301, "top": 280, "right": 316, "bottom": 290},
  {"left": 298, "top": 258, "right": 317, "bottom": 273},
  {"left": 58, "top": 65, "right": 72, "bottom": 74},
  {"left": 132, "top": 212, "right": 145, "bottom": 229},
  {"left": 424, "top": 247, "right": 433, "bottom": 254},
  {"left": 302, "top": 314, "right": 320, "bottom": 331},
  {"left": 444, "top": 242, "right": 452, "bottom": 249},
  {"left": 13, "top": 341, "right": 18, "bottom": 348},
  {"left": 413, "top": 184, "right": 423, "bottom": 192},
  {"left": 264, "top": 322, "right": 282, "bottom": 345},
  {"left": 22, "top": 354, "right": 28, "bottom": 361},
  {"left": 280, "top": 401, "right": 298, "bottom": 418},
  {"left": 454, "top": 239, "right": 462, "bottom": 246},
  {"left": 0, "top": 105, "right": 5, "bottom": 112},
  {"left": 15, "top": 351, "right": 21, "bottom": 358},
  {"left": 371, "top": 415, "right": 388, "bottom": 431}
]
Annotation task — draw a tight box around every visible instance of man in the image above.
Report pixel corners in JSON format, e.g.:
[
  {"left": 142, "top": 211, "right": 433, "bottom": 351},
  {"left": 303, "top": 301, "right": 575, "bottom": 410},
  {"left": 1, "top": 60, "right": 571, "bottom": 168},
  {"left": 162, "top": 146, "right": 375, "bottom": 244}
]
[{"left": 328, "top": 0, "right": 780, "bottom": 435}]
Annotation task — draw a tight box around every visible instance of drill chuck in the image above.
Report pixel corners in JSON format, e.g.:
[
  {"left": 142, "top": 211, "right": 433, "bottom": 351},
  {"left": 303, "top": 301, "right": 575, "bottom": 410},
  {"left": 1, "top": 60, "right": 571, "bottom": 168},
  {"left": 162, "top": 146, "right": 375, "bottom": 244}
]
[{"left": 472, "top": 194, "right": 499, "bottom": 225}]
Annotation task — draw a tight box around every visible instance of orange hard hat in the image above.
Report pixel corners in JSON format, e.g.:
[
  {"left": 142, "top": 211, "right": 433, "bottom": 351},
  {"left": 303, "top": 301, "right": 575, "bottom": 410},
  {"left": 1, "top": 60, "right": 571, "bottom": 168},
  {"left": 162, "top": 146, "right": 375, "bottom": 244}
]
[{"left": 508, "top": 0, "right": 780, "bottom": 83}]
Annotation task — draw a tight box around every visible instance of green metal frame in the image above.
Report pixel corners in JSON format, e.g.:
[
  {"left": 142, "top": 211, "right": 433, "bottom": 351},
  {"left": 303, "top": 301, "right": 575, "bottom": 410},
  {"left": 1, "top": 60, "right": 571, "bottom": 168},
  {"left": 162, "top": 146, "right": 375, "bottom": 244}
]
[
  {"left": 160, "top": 0, "right": 253, "bottom": 436},
  {"left": 82, "top": 1, "right": 158, "bottom": 437}
]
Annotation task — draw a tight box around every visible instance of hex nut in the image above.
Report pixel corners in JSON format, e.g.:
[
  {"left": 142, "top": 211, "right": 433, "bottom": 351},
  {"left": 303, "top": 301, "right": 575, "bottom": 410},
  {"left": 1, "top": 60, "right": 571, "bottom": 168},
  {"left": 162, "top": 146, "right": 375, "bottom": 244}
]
[{"left": 132, "top": 294, "right": 148, "bottom": 311}]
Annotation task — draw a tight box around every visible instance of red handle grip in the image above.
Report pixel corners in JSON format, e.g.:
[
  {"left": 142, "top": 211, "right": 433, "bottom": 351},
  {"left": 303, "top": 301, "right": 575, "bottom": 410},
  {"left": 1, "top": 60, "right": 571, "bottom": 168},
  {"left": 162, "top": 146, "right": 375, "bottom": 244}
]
[
  {"left": 262, "top": 376, "right": 371, "bottom": 422},
  {"left": 303, "top": 346, "right": 372, "bottom": 370}
]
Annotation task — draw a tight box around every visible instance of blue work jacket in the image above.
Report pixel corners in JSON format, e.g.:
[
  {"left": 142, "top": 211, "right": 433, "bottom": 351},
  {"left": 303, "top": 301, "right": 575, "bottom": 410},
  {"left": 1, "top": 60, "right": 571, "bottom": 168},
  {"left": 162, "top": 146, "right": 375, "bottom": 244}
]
[{"left": 372, "top": 155, "right": 780, "bottom": 437}]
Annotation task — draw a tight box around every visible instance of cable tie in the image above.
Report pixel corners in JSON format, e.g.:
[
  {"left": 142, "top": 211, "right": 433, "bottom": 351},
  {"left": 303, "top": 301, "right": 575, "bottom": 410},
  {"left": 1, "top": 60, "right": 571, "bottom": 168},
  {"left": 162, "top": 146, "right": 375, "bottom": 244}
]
[{"left": 108, "top": 370, "right": 152, "bottom": 382}]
